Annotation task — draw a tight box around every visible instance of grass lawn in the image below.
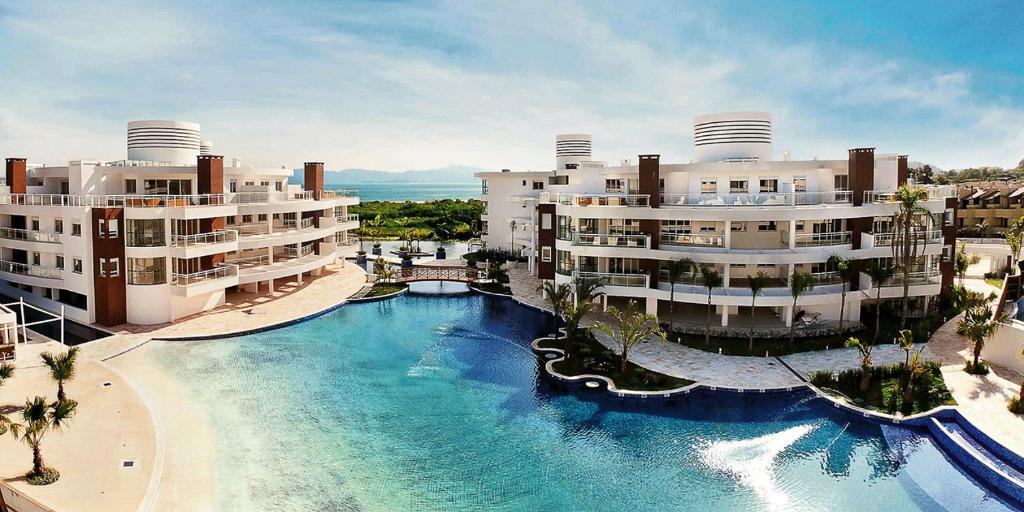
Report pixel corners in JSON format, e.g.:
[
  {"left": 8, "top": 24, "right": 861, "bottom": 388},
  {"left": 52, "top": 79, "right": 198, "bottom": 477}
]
[
  {"left": 985, "top": 277, "right": 1004, "bottom": 289},
  {"left": 364, "top": 283, "right": 408, "bottom": 298},
  {"left": 811, "top": 363, "right": 956, "bottom": 415},
  {"left": 538, "top": 335, "right": 694, "bottom": 391}
]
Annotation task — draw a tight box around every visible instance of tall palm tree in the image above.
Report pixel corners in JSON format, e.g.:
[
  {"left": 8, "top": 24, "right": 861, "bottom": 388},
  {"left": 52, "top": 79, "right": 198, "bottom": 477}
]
[
  {"left": 827, "top": 254, "right": 856, "bottom": 332},
  {"left": 867, "top": 260, "right": 897, "bottom": 342},
  {"left": 0, "top": 362, "right": 12, "bottom": 388},
  {"left": 40, "top": 347, "right": 79, "bottom": 403},
  {"left": 845, "top": 337, "right": 874, "bottom": 392},
  {"left": 788, "top": 270, "right": 815, "bottom": 346},
  {"left": 537, "top": 281, "right": 571, "bottom": 341},
  {"left": 699, "top": 266, "right": 723, "bottom": 344},
  {"left": 1008, "top": 231, "right": 1023, "bottom": 275},
  {"left": 5, "top": 396, "right": 77, "bottom": 483},
  {"left": 957, "top": 302, "right": 1006, "bottom": 372},
  {"left": 896, "top": 329, "right": 915, "bottom": 367},
  {"left": 747, "top": 271, "right": 769, "bottom": 353},
  {"left": 664, "top": 258, "right": 694, "bottom": 331},
  {"left": 593, "top": 300, "right": 666, "bottom": 375},
  {"left": 891, "top": 185, "right": 931, "bottom": 327},
  {"left": 561, "top": 278, "right": 603, "bottom": 359},
  {"left": 954, "top": 243, "right": 980, "bottom": 287},
  {"left": 507, "top": 219, "right": 519, "bottom": 253}
]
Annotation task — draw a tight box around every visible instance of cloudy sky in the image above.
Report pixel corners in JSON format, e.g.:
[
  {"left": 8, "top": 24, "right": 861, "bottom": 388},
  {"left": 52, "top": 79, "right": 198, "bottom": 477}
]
[{"left": 1, "top": 0, "right": 1021, "bottom": 171}]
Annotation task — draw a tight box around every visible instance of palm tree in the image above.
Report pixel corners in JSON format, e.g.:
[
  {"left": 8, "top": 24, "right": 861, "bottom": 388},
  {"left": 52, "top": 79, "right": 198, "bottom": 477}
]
[
  {"left": 896, "top": 329, "right": 915, "bottom": 367},
  {"left": 867, "top": 260, "right": 897, "bottom": 342},
  {"left": 1008, "top": 231, "right": 1023, "bottom": 275},
  {"left": 561, "top": 278, "right": 603, "bottom": 359},
  {"left": 507, "top": 219, "right": 518, "bottom": 253},
  {"left": 486, "top": 260, "right": 508, "bottom": 283},
  {"left": 0, "top": 362, "right": 12, "bottom": 388},
  {"left": 5, "top": 396, "right": 77, "bottom": 483},
  {"left": 373, "top": 258, "right": 395, "bottom": 283},
  {"left": 40, "top": 347, "right": 79, "bottom": 403},
  {"left": 845, "top": 337, "right": 874, "bottom": 392},
  {"left": 664, "top": 258, "right": 694, "bottom": 331},
  {"left": 699, "top": 266, "right": 723, "bottom": 344},
  {"left": 593, "top": 300, "right": 666, "bottom": 375},
  {"left": 891, "top": 185, "right": 932, "bottom": 327},
  {"left": 957, "top": 301, "right": 1005, "bottom": 373},
  {"left": 827, "top": 254, "right": 856, "bottom": 332},
  {"left": 788, "top": 270, "right": 815, "bottom": 346},
  {"left": 537, "top": 281, "right": 571, "bottom": 341},
  {"left": 954, "top": 243, "right": 980, "bottom": 287},
  {"left": 746, "top": 271, "right": 769, "bottom": 353}
]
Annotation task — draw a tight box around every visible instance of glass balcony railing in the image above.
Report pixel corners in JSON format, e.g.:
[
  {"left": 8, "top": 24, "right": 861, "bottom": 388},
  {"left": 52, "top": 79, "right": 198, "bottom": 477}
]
[
  {"left": 573, "top": 270, "right": 648, "bottom": 287},
  {"left": 171, "top": 264, "right": 238, "bottom": 286},
  {"left": 170, "top": 230, "right": 238, "bottom": 247},
  {"left": 868, "top": 230, "right": 944, "bottom": 246},
  {"left": 0, "top": 260, "right": 61, "bottom": 279},
  {"left": 781, "top": 231, "right": 852, "bottom": 247},
  {"left": 0, "top": 227, "right": 60, "bottom": 243},
  {"left": 660, "top": 191, "right": 851, "bottom": 207},
  {"left": 0, "top": 190, "right": 357, "bottom": 209},
  {"left": 572, "top": 233, "right": 649, "bottom": 248},
  {"left": 660, "top": 232, "right": 725, "bottom": 247},
  {"left": 863, "top": 185, "right": 956, "bottom": 204}
]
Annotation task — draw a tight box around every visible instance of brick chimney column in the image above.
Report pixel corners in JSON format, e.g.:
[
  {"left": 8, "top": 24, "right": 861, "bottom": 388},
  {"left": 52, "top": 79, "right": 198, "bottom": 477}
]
[
  {"left": 638, "top": 154, "right": 660, "bottom": 288},
  {"left": 304, "top": 162, "right": 324, "bottom": 200},
  {"left": 197, "top": 155, "right": 225, "bottom": 268},
  {"left": 897, "top": 154, "right": 909, "bottom": 186},
  {"left": 5, "top": 158, "right": 27, "bottom": 194}
]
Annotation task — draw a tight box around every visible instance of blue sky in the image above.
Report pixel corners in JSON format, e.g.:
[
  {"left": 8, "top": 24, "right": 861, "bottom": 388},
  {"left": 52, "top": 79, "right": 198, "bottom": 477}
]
[{"left": 1, "top": 0, "right": 1021, "bottom": 171}]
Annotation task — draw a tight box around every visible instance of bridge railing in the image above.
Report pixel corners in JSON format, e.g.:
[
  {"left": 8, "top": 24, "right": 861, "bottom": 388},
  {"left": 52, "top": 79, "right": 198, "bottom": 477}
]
[{"left": 398, "top": 265, "right": 478, "bottom": 282}]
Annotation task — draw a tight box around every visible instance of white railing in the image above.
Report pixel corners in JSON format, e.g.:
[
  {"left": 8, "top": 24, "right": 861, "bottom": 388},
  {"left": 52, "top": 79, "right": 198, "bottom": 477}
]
[
  {"left": 541, "top": 193, "right": 651, "bottom": 207},
  {"left": 573, "top": 270, "right": 648, "bottom": 287},
  {"left": 660, "top": 232, "right": 725, "bottom": 247},
  {"left": 281, "top": 244, "right": 315, "bottom": 259},
  {"left": 809, "top": 271, "right": 844, "bottom": 286},
  {"left": 170, "top": 229, "right": 238, "bottom": 247},
  {"left": 227, "top": 253, "right": 272, "bottom": 268},
  {"left": 171, "top": 264, "right": 238, "bottom": 286},
  {"left": 337, "top": 213, "right": 359, "bottom": 223},
  {"left": 864, "top": 185, "right": 957, "bottom": 204},
  {"left": 660, "top": 191, "right": 852, "bottom": 207},
  {"left": 280, "top": 217, "right": 314, "bottom": 230},
  {"left": 0, "top": 227, "right": 60, "bottom": 243},
  {"left": 0, "top": 260, "right": 61, "bottom": 279},
  {"left": 869, "top": 230, "right": 944, "bottom": 246},
  {"left": 959, "top": 237, "right": 1007, "bottom": 245},
  {"left": 0, "top": 190, "right": 350, "bottom": 209},
  {"left": 235, "top": 223, "right": 271, "bottom": 236},
  {"left": 572, "top": 233, "right": 649, "bottom": 248},
  {"left": 863, "top": 269, "right": 942, "bottom": 287},
  {"left": 782, "top": 231, "right": 852, "bottom": 247}
]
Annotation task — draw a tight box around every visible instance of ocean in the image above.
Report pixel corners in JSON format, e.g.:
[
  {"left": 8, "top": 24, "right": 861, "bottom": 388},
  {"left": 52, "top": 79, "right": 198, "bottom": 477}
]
[{"left": 325, "top": 183, "right": 479, "bottom": 202}]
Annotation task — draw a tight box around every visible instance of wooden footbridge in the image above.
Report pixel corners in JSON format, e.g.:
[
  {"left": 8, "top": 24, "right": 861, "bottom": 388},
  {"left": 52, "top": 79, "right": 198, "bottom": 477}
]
[{"left": 396, "top": 265, "right": 479, "bottom": 283}]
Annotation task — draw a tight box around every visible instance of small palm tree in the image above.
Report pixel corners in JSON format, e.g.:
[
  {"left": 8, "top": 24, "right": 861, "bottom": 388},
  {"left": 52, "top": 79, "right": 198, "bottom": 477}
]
[
  {"left": 508, "top": 219, "right": 518, "bottom": 252},
  {"left": 537, "top": 281, "right": 571, "bottom": 341},
  {"left": 845, "top": 337, "right": 874, "bottom": 392},
  {"left": 664, "top": 258, "right": 694, "bottom": 331},
  {"left": 0, "top": 362, "right": 12, "bottom": 388},
  {"left": 699, "top": 266, "right": 723, "bottom": 344},
  {"left": 747, "top": 271, "right": 769, "bottom": 353},
  {"left": 1008, "top": 231, "right": 1023, "bottom": 275},
  {"left": 896, "top": 329, "right": 915, "bottom": 367},
  {"left": 954, "top": 243, "right": 980, "bottom": 287},
  {"left": 486, "top": 260, "right": 509, "bottom": 283},
  {"left": 827, "top": 254, "right": 856, "bottom": 332},
  {"left": 593, "top": 300, "right": 667, "bottom": 375},
  {"left": 903, "top": 347, "right": 927, "bottom": 405},
  {"left": 561, "top": 278, "right": 603, "bottom": 359},
  {"left": 957, "top": 302, "right": 1005, "bottom": 373},
  {"left": 40, "top": 347, "right": 79, "bottom": 403},
  {"left": 788, "top": 271, "right": 815, "bottom": 346},
  {"left": 373, "top": 258, "right": 395, "bottom": 283},
  {"left": 5, "top": 396, "right": 77, "bottom": 484},
  {"left": 867, "top": 260, "right": 897, "bottom": 342}
]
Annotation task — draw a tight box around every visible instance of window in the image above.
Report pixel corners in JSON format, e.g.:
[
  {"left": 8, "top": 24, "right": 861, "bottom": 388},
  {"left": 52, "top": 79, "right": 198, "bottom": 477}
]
[
  {"left": 99, "top": 258, "right": 106, "bottom": 277},
  {"left": 834, "top": 175, "right": 850, "bottom": 191},
  {"left": 56, "top": 256, "right": 64, "bottom": 270},
  {"left": 759, "top": 178, "right": 778, "bottom": 193},
  {"left": 275, "top": 181, "right": 283, "bottom": 192},
  {"left": 541, "top": 213, "right": 552, "bottom": 230},
  {"left": 144, "top": 179, "right": 192, "bottom": 195},
  {"left": 731, "top": 222, "right": 746, "bottom": 232},
  {"left": 532, "top": 181, "right": 545, "bottom": 190},
  {"left": 242, "top": 214, "right": 253, "bottom": 223},
  {"left": 125, "top": 179, "right": 137, "bottom": 194},
  {"left": 72, "top": 223, "right": 81, "bottom": 237},
  {"left": 107, "top": 218, "right": 119, "bottom": 238},
  {"left": 556, "top": 250, "right": 574, "bottom": 275},
  {"left": 54, "top": 218, "right": 63, "bottom": 234},
  {"left": 605, "top": 179, "right": 623, "bottom": 193},
  {"left": 109, "top": 258, "right": 120, "bottom": 277},
  {"left": 245, "top": 181, "right": 255, "bottom": 187},
  {"left": 699, "top": 225, "right": 717, "bottom": 233},
  {"left": 541, "top": 246, "right": 552, "bottom": 262},
  {"left": 793, "top": 176, "right": 807, "bottom": 193},
  {"left": 758, "top": 221, "right": 778, "bottom": 231},
  {"left": 126, "top": 219, "right": 165, "bottom": 247},
  {"left": 261, "top": 181, "right": 270, "bottom": 187},
  {"left": 258, "top": 214, "right": 268, "bottom": 222},
  {"left": 481, "top": 179, "right": 489, "bottom": 194},
  {"left": 701, "top": 178, "right": 717, "bottom": 194},
  {"left": 522, "top": 180, "right": 527, "bottom": 186},
  {"left": 229, "top": 180, "right": 237, "bottom": 193},
  {"left": 32, "top": 252, "right": 40, "bottom": 266},
  {"left": 72, "top": 258, "right": 82, "bottom": 274},
  {"left": 557, "top": 215, "right": 573, "bottom": 240},
  {"left": 481, "top": 221, "right": 488, "bottom": 235},
  {"left": 795, "top": 220, "right": 805, "bottom": 231},
  {"left": 30, "top": 218, "right": 39, "bottom": 231},
  {"left": 127, "top": 257, "right": 166, "bottom": 285},
  {"left": 729, "top": 179, "right": 748, "bottom": 194}
]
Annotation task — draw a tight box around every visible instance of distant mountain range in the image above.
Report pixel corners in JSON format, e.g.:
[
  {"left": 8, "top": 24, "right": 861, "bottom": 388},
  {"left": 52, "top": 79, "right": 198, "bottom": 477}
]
[{"left": 289, "top": 165, "right": 483, "bottom": 185}]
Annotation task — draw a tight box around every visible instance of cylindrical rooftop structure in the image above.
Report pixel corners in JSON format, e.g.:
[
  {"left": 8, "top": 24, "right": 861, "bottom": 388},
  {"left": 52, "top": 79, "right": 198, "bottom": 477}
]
[
  {"left": 693, "top": 112, "right": 771, "bottom": 163},
  {"left": 556, "top": 133, "right": 592, "bottom": 171},
  {"left": 127, "top": 120, "right": 201, "bottom": 165}
]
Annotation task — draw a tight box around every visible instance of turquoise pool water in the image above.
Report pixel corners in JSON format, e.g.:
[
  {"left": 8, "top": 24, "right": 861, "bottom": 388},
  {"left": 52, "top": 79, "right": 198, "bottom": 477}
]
[{"left": 151, "top": 284, "right": 1014, "bottom": 511}]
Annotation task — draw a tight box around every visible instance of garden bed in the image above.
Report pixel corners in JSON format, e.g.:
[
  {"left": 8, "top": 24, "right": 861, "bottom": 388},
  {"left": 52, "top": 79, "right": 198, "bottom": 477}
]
[
  {"left": 538, "top": 336, "right": 693, "bottom": 391},
  {"left": 363, "top": 283, "right": 408, "bottom": 298},
  {"left": 471, "top": 282, "right": 513, "bottom": 295},
  {"left": 810, "top": 362, "right": 956, "bottom": 415}
]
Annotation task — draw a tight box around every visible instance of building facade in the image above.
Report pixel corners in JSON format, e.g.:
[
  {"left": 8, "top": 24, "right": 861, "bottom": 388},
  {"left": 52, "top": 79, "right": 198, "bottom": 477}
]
[
  {"left": 1, "top": 120, "right": 360, "bottom": 326},
  {"left": 956, "top": 183, "right": 1024, "bottom": 237},
  {"left": 478, "top": 112, "right": 958, "bottom": 331}
]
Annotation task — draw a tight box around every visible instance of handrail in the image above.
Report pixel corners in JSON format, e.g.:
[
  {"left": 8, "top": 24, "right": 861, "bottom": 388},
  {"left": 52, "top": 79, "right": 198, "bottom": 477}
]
[
  {"left": 660, "top": 232, "right": 725, "bottom": 247},
  {"left": 336, "top": 213, "right": 359, "bottom": 222},
  {"left": 0, "top": 260, "right": 61, "bottom": 279},
  {"left": 281, "top": 244, "right": 315, "bottom": 259},
  {"left": 235, "top": 223, "right": 271, "bottom": 236},
  {"left": 660, "top": 191, "right": 851, "bottom": 207},
  {"left": 0, "top": 190, "right": 354, "bottom": 209},
  {"left": 0, "top": 227, "right": 60, "bottom": 243},
  {"left": 573, "top": 270, "right": 648, "bottom": 287},
  {"left": 227, "top": 254, "right": 272, "bottom": 268},
  {"left": 543, "top": 193, "right": 651, "bottom": 207},
  {"left": 782, "top": 231, "right": 852, "bottom": 247},
  {"left": 572, "top": 233, "right": 649, "bottom": 248},
  {"left": 869, "top": 230, "right": 944, "bottom": 246},
  {"left": 171, "top": 264, "right": 238, "bottom": 286},
  {"left": 864, "top": 185, "right": 957, "bottom": 203},
  {"left": 170, "top": 229, "right": 238, "bottom": 247}
]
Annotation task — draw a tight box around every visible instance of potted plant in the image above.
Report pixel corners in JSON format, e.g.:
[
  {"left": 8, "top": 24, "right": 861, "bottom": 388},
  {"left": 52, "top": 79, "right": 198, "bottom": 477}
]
[
  {"left": 372, "top": 242, "right": 382, "bottom": 256},
  {"left": 356, "top": 250, "right": 367, "bottom": 265},
  {"left": 435, "top": 246, "right": 447, "bottom": 260},
  {"left": 401, "top": 254, "right": 413, "bottom": 268}
]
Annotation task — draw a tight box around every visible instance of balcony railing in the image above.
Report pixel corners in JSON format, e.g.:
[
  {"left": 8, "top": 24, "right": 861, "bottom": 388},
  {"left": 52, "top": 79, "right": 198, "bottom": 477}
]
[
  {"left": 280, "top": 217, "right": 315, "bottom": 230},
  {"left": 0, "top": 227, "right": 60, "bottom": 243},
  {"left": 572, "top": 233, "right": 649, "bottom": 248},
  {"left": 235, "top": 223, "right": 271, "bottom": 236},
  {"left": 660, "top": 232, "right": 725, "bottom": 247},
  {"left": 336, "top": 213, "right": 359, "bottom": 223},
  {"left": 781, "top": 231, "right": 852, "bottom": 247},
  {"left": 863, "top": 185, "right": 957, "bottom": 204},
  {"left": 541, "top": 193, "right": 651, "bottom": 207},
  {"left": 0, "top": 190, "right": 356, "bottom": 209},
  {"left": 227, "top": 254, "right": 271, "bottom": 268},
  {"left": 171, "top": 264, "right": 238, "bottom": 286},
  {"left": 660, "top": 191, "right": 851, "bottom": 207},
  {"left": 281, "top": 244, "right": 315, "bottom": 259},
  {"left": 869, "top": 230, "right": 944, "bottom": 246},
  {"left": 171, "top": 230, "right": 238, "bottom": 247},
  {"left": 0, "top": 260, "right": 61, "bottom": 279},
  {"left": 573, "top": 270, "right": 649, "bottom": 287}
]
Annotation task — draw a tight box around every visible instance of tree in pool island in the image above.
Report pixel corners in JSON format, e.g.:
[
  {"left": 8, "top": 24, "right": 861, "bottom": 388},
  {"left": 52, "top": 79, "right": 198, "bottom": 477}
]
[
  {"left": 699, "top": 265, "right": 723, "bottom": 344},
  {"left": 957, "top": 299, "right": 1005, "bottom": 374},
  {"left": 788, "top": 270, "right": 815, "bottom": 346},
  {"left": 844, "top": 337, "right": 874, "bottom": 392},
  {"left": 560, "top": 278, "right": 603, "bottom": 358},
  {"left": 827, "top": 254, "right": 857, "bottom": 333},
  {"left": 664, "top": 257, "right": 694, "bottom": 332},
  {"left": 867, "top": 260, "right": 897, "bottom": 342},
  {"left": 5, "top": 396, "right": 77, "bottom": 485},
  {"left": 40, "top": 346, "right": 79, "bottom": 403},
  {"left": 537, "top": 280, "right": 571, "bottom": 340},
  {"left": 746, "top": 271, "right": 770, "bottom": 353},
  {"left": 890, "top": 185, "right": 932, "bottom": 327},
  {"left": 593, "top": 300, "right": 666, "bottom": 375},
  {"left": 374, "top": 258, "right": 395, "bottom": 283}
]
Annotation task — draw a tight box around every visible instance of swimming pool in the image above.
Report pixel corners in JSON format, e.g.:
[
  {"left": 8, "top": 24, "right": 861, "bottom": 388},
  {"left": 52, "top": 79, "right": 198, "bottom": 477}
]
[{"left": 150, "top": 285, "right": 1015, "bottom": 511}]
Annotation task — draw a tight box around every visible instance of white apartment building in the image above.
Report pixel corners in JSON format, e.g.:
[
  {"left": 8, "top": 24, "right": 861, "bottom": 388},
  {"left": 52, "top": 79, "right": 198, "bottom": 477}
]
[
  {"left": 478, "top": 112, "right": 958, "bottom": 332},
  {"left": 1, "top": 120, "right": 359, "bottom": 326}
]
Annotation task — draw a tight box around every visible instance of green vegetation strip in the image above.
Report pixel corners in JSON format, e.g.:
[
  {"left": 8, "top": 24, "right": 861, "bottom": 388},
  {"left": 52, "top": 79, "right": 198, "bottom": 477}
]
[
  {"left": 811, "top": 363, "right": 956, "bottom": 415},
  {"left": 352, "top": 199, "right": 482, "bottom": 241},
  {"left": 364, "top": 283, "right": 408, "bottom": 298},
  {"left": 538, "top": 337, "right": 693, "bottom": 392}
]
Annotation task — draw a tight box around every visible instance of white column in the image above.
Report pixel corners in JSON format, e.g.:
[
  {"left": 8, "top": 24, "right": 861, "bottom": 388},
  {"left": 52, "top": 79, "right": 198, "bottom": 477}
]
[
  {"left": 724, "top": 220, "right": 731, "bottom": 249},
  {"left": 723, "top": 264, "right": 731, "bottom": 288},
  {"left": 784, "top": 305, "right": 793, "bottom": 327},
  {"left": 645, "top": 296, "right": 658, "bottom": 317},
  {"left": 721, "top": 305, "right": 729, "bottom": 327},
  {"left": 788, "top": 219, "right": 797, "bottom": 249},
  {"left": 602, "top": 294, "right": 608, "bottom": 312}
]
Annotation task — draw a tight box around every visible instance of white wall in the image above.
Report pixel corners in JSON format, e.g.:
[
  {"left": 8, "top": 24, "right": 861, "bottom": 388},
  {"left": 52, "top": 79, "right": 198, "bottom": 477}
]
[{"left": 986, "top": 322, "right": 1024, "bottom": 374}]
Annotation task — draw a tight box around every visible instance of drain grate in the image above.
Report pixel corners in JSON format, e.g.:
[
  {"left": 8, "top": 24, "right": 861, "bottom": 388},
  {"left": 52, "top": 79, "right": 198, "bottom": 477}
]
[
  {"left": 101, "top": 382, "right": 113, "bottom": 388},
  {"left": 120, "top": 459, "right": 136, "bottom": 469}
]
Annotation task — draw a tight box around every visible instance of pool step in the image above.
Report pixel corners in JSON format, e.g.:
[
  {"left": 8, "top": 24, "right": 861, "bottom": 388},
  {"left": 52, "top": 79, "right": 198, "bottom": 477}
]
[{"left": 927, "top": 417, "right": 1024, "bottom": 506}]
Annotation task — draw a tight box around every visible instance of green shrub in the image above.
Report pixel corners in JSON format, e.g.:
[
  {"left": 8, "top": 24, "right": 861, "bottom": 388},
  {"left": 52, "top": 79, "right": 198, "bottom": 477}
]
[
  {"left": 811, "top": 362, "right": 955, "bottom": 415},
  {"left": 1009, "top": 397, "right": 1024, "bottom": 414},
  {"left": 964, "top": 360, "right": 990, "bottom": 375}
]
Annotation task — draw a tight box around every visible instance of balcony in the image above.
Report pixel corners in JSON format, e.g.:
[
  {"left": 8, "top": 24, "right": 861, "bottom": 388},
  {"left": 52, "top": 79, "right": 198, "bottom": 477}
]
[
  {"left": 660, "top": 232, "right": 725, "bottom": 248},
  {"left": 0, "top": 190, "right": 355, "bottom": 210},
  {"left": 863, "top": 230, "right": 944, "bottom": 248},
  {"left": 541, "top": 193, "right": 651, "bottom": 207},
  {"left": 170, "top": 230, "right": 238, "bottom": 247},
  {"left": 171, "top": 264, "right": 240, "bottom": 297},
  {"left": 859, "top": 269, "right": 941, "bottom": 291},
  {"left": 0, "top": 260, "right": 61, "bottom": 279},
  {"left": 0, "top": 227, "right": 60, "bottom": 244},
  {"left": 781, "top": 231, "right": 852, "bottom": 248},
  {"left": 573, "top": 270, "right": 649, "bottom": 287},
  {"left": 660, "top": 191, "right": 851, "bottom": 208},
  {"left": 336, "top": 213, "right": 359, "bottom": 223},
  {"left": 863, "top": 185, "right": 957, "bottom": 204},
  {"left": 572, "top": 233, "right": 650, "bottom": 248}
]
